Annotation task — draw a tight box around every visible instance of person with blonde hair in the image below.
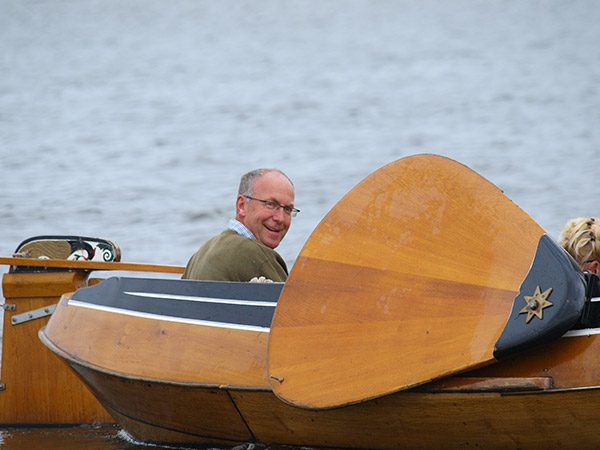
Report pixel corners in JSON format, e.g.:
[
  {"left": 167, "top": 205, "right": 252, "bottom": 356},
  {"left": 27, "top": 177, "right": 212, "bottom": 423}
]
[{"left": 559, "top": 217, "right": 600, "bottom": 274}]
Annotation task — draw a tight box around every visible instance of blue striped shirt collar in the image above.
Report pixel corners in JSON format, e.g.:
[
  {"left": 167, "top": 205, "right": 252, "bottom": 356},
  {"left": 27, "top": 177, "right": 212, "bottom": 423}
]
[{"left": 228, "top": 219, "right": 256, "bottom": 240}]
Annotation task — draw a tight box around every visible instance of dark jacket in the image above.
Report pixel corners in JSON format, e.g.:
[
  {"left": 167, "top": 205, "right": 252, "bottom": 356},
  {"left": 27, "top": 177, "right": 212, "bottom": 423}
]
[{"left": 182, "top": 229, "right": 288, "bottom": 282}]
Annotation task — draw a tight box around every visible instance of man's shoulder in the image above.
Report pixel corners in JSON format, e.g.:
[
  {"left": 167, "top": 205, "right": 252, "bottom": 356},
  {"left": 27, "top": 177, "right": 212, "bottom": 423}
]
[
  {"left": 183, "top": 229, "right": 287, "bottom": 282},
  {"left": 204, "top": 229, "right": 263, "bottom": 253},
  {"left": 209, "top": 229, "right": 246, "bottom": 243},
  {"left": 213, "top": 230, "right": 284, "bottom": 262},
  {"left": 222, "top": 231, "right": 276, "bottom": 254}
]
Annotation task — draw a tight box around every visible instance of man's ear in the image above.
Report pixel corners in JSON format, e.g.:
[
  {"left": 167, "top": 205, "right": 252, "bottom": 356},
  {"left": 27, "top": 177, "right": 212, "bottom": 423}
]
[
  {"left": 235, "top": 195, "right": 246, "bottom": 220},
  {"left": 584, "top": 260, "right": 600, "bottom": 274}
]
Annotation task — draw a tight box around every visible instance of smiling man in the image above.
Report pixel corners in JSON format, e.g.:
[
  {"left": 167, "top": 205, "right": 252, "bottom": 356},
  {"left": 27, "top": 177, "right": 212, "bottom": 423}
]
[{"left": 182, "top": 168, "right": 299, "bottom": 282}]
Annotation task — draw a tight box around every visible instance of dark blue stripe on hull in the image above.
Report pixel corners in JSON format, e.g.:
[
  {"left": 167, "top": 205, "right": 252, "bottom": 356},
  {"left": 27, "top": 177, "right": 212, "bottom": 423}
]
[{"left": 70, "top": 277, "right": 283, "bottom": 329}]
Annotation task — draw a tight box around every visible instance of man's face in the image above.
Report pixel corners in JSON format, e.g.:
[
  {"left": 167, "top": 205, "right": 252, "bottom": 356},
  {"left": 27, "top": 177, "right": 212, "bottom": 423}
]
[{"left": 236, "top": 171, "right": 295, "bottom": 249}]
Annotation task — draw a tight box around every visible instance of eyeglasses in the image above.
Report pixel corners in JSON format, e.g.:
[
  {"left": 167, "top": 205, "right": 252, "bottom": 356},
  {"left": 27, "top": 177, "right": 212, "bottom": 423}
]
[{"left": 244, "top": 196, "right": 300, "bottom": 217}]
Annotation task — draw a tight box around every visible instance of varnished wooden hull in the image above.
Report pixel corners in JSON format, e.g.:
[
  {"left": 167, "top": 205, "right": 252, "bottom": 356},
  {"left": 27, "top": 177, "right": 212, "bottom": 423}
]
[
  {"left": 0, "top": 252, "right": 184, "bottom": 425},
  {"left": 38, "top": 343, "right": 600, "bottom": 449},
  {"left": 0, "top": 271, "right": 113, "bottom": 424},
  {"left": 40, "top": 284, "right": 600, "bottom": 449}
]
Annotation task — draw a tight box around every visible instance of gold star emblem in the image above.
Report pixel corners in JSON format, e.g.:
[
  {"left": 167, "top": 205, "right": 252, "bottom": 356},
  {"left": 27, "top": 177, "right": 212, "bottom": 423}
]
[{"left": 519, "top": 286, "right": 553, "bottom": 323}]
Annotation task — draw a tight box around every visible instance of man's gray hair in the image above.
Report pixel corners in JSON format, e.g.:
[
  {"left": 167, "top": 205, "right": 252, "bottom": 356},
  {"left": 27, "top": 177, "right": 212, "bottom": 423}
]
[{"left": 238, "top": 168, "right": 294, "bottom": 196}]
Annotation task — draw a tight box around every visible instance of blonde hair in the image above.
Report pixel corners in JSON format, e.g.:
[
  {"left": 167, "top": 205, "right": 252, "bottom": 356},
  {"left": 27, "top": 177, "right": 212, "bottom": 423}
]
[{"left": 559, "top": 217, "right": 600, "bottom": 269}]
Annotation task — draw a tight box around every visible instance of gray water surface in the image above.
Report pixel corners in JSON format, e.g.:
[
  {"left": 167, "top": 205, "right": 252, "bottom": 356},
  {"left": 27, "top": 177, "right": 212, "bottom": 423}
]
[{"left": 1, "top": 0, "right": 599, "bottom": 269}]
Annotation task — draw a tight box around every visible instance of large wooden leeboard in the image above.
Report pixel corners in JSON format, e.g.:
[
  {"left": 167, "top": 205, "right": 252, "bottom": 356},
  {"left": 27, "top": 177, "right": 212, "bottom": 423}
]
[{"left": 268, "top": 154, "right": 551, "bottom": 409}]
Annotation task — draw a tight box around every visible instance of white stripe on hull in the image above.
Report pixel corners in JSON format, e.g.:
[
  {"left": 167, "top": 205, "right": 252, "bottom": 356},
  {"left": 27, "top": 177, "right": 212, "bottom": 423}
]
[
  {"left": 68, "top": 299, "right": 270, "bottom": 333},
  {"left": 123, "top": 291, "right": 277, "bottom": 307}
]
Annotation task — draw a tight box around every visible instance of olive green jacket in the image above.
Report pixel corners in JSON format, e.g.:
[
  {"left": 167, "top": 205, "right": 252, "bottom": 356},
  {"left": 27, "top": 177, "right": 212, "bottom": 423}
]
[{"left": 182, "top": 229, "right": 288, "bottom": 282}]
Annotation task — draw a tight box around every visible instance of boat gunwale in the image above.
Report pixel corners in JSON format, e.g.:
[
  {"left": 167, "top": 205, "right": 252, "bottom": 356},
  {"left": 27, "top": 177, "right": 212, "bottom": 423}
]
[
  {"left": 39, "top": 325, "right": 600, "bottom": 402},
  {"left": 38, "top": 326, "right": 272, "bottom": 393}
]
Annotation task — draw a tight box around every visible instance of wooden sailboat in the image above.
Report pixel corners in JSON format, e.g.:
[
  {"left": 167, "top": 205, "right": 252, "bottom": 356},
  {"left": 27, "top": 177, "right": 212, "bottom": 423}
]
[
  {"left": 30, "top": 155, "right": 600, "bottom": 447},
  {"left": 39, "top": 275, "right": 600, "bottom": 448}
]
